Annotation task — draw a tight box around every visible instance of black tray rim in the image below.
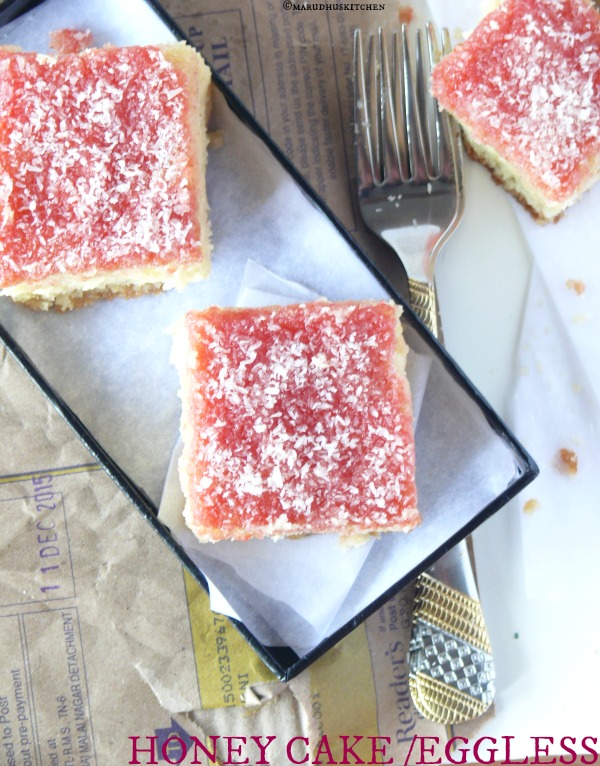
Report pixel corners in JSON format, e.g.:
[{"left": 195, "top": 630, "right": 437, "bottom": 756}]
[{"left": 0, "top": 0, "right": 539, "bottom": 681}]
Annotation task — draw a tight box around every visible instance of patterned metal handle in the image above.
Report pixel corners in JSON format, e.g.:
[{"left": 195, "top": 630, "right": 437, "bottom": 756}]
[
  {"left": 407, "top": 278, "right": 442, "bottom": 341},
  {"left": 409, "top": 573, "right": 495, "bottom": 725},
  {"left": 407, "top": 277, "right": 495, "bottom": 725}
]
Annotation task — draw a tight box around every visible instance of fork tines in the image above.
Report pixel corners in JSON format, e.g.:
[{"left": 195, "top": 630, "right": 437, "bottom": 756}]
[{"left": 354, "top": 24, "right": 459, "bottom": 189}]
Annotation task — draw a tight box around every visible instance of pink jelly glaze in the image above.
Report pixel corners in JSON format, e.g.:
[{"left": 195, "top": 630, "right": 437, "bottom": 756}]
[
  {"left": 181, "top": 302, "right": 419, "bottom": 540},
  {"left": 431, "top": 0, "right": 600, "bottom": 201},
  {"left": 0, "top": 45, "right": 202, "bottom": 287}
]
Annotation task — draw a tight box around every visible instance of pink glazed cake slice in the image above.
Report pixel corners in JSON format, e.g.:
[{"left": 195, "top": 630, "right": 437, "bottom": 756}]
[{"left": 431, "top": 0, "right": 600, "bottom": 222}]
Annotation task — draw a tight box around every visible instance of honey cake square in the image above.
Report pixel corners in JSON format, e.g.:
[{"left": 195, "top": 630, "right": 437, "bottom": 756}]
[
  {"left": 431, "top": 0, "right": 600, "bottom": 222},
  {"left": 0, "top": 40, "right": 211, "bottom": 309},
  {"left": 172, "top": 301, "right": 420, "bottom": 543}
]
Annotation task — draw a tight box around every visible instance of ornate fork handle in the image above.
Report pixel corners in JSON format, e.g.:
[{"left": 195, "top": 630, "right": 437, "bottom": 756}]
[
  {"left": 407, "top": 275, "right": 496, "bottom": 725},
  {"left": 409, "top": 571, "right": 496, "bottom": 725},
  {"left": 406, "top": 274, "right": 496, "bottom": 725},
  {"left": 407, "top": 277, "right": 442, "bottom": 341}
]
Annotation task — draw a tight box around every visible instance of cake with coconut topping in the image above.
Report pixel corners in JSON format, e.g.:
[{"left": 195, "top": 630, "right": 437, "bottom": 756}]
[
  {"left": 172, "top": 301, "right": 419, "bottom": 543},
  {"left": 0, "top": 39, "right": 212, "bottom": 309},
  {"left": 431, "top": 0, "right": 600, "bottom": 222}
]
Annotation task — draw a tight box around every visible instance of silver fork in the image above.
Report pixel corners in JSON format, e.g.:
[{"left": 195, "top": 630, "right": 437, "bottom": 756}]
[
  {"left": 354, "top": 24, "right": 463, "bottom": 339},
  {"left": 354, "top": 25, "right": 495, "bottom": 725}
]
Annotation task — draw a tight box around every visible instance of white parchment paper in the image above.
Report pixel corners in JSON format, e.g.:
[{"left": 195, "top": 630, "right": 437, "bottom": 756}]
[{"left": 509, "top": 190, "right": 600, "bottom": 600}]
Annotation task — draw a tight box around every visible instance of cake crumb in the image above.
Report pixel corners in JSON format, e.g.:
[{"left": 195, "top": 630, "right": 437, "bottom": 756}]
[
  {"left": 49, "top": 29, "right": 94, "bottom": 54},
  {"left": 208, "top": 129, "right": 225, "bottom": 149},
  {"left": 553, "top": 448, "right": 578, "bottom": 476},
  {"left": 398, "top": 5, "right": 415, "bottom": 24},
  {"left": 566, "top": 279, "right": 586, "bottom": 295},
  {"left": 523, "top": 498, "right": 541, "bottom": 515}
]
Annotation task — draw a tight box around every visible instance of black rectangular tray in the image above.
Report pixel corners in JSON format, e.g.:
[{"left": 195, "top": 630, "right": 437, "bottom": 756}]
[{"left": 0, "top": 0, "right": 538, "bottom": 681}]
